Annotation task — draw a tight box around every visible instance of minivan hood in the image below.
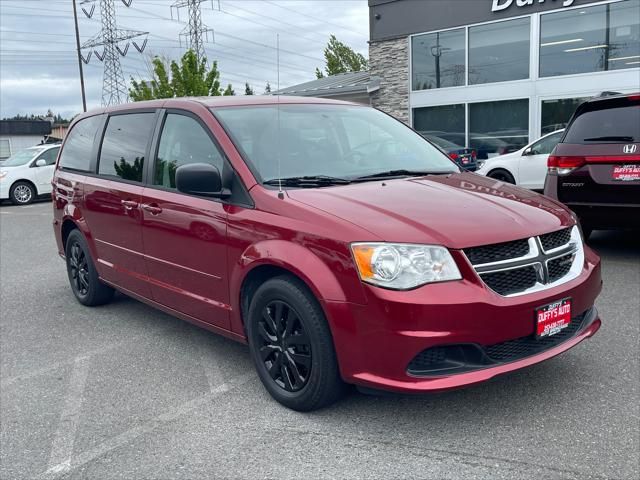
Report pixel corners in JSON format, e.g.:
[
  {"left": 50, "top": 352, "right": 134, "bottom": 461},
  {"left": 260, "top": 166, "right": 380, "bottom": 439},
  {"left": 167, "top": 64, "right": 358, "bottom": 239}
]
[{"left": 286, "top": 172, "right": 574, "bottom": 249}]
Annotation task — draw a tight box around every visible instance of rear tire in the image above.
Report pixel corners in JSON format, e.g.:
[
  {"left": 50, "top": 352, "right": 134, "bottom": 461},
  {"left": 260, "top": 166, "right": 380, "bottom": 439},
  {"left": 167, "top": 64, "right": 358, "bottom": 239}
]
[
  {"left": 65, "top": 230, "right": 114, "bottom": 306},
  {"left": 487, "top": 169, "right": 516, "bottom": 184},
  {"left": 10, "top": 181, "right": 35, "bottom": 205},
  {"left": 246, "top": 275, "right": 346, "bottom": 411}
]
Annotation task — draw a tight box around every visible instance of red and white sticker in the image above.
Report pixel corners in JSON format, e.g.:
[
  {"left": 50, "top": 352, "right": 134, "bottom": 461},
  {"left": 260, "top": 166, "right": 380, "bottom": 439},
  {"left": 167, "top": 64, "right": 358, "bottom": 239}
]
[
  {"left": 535, "top": 298, "right": 572, "bottom": 338},
  {"left": 612, "top": 164, "right": 640, "bottom": 181}
]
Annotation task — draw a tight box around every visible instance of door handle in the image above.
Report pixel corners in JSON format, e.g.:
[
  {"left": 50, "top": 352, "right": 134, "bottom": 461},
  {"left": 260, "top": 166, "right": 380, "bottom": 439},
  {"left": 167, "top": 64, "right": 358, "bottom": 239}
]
[
  {"left": 140, "top": 203, "right": 162, "bottom": 215},
  {"left": 121, "top": 199, "right": 139, "bottom": 210}
]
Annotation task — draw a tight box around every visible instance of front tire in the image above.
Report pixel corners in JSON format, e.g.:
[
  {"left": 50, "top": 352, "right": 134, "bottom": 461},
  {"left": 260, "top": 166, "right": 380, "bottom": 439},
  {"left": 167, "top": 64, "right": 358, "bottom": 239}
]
[
  {"left": 10, "top": 181, "right": 35, "bottom": 205},
  {"left": 65, "top": 230, "right": 114, "bottom": 306},
  {"left": 246, "top": 276, "right": 346, "bottom": 411},
  {"left": 487, "top": 169, "right": 516, "bottom": 184}
]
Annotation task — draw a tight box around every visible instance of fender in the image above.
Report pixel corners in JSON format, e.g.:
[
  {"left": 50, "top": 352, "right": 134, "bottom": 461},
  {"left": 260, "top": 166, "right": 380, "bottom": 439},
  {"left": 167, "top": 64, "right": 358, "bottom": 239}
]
[{"left": 228, "top": 239, "right": 366, "bottom": 335}]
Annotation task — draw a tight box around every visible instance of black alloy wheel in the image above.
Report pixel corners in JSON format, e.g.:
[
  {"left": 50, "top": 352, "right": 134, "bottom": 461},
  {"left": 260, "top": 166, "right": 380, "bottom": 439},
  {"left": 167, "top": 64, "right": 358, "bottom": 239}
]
[
  {"left": 247, "top": 276, "right": 346, "bottom": 411},
  {"left": 69, "top": 242, "right": 90, "bottom": 298},
  {"left": 257, "top": 300, "right": 312, "bottom": 392},
  {"left": 65, "top": 230, "right": 114, "bottom": 306}
]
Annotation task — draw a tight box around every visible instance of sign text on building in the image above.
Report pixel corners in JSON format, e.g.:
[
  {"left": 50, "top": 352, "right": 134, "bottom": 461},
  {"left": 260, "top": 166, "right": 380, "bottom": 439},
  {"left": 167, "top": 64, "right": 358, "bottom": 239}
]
[{"left": 492, "top": 0, "right": 577, "bottom": 12}]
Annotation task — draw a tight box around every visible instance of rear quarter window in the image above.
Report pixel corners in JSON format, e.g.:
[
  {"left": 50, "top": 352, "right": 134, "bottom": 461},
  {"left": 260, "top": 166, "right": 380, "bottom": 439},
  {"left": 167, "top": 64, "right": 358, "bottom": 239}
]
[
  {"left": 98, "top": 113, "right": 156, "bottom": 182},
  {"left": 563, "top": 102, "right": 640, "bottom": 144},
  {"left": 59, "top": 115, "right": 103, "bottom": 171}
]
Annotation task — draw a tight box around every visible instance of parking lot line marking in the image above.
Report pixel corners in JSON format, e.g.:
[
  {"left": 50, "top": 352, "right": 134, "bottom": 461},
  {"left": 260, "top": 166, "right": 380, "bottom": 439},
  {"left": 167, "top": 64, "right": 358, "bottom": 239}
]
[
  {"left": 0, "top": 326, "right": 176, "bottom": 389},
  {"left": 36, "top": 371, "right": 255, "bottom": 480},
  {"left": 46, "top": 355, "right": 91, "bottom": 475},
  {"left": 192, "top": 329, "right": 229, "bottom": 394}
]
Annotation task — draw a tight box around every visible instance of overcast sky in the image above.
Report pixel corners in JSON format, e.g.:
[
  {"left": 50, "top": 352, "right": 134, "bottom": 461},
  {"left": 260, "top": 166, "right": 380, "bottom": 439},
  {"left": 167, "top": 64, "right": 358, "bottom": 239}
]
[{"left": 0, "top": 0, "right": 369, "bottom": 119}]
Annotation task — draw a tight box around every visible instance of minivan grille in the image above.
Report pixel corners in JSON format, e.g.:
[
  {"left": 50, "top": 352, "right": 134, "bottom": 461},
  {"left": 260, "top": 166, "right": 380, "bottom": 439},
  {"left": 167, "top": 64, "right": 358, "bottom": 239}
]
[
  {"left": 547, "top": 253, "right": 575, "bottom": 283},
  {"left": 407, "top": 309, "right": 592, "bottom": 376},
  {"left": 481, "top": 266, "right": 538, "bottom": 296},
  {"left": 464, "top": 239, "right": 529, "bottom": 265},
  {"left": 540, "top": 227, "right": 571, "bottom": 251},
  {"left": 463, "top": 227, "right": 582, "bottom": 297}
]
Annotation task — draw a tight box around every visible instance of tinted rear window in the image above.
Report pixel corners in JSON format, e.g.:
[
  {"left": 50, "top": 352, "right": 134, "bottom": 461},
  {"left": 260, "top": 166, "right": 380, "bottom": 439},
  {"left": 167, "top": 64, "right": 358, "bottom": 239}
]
[
  {"left": 563, "top": 102, "right": 640, "bottom": 144},
  {"left": 59, "top": 115, "right": 103, "bottom": 171},
  {"left": 98, "top": 113, "right": 155, "bottom": 182}
]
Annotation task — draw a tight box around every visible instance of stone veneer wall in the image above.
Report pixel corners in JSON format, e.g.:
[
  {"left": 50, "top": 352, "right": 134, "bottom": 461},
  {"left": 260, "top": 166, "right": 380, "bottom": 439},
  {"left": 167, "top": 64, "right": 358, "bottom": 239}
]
[{"left": 369, "top": 36, "right": 410, "bottom": 124}]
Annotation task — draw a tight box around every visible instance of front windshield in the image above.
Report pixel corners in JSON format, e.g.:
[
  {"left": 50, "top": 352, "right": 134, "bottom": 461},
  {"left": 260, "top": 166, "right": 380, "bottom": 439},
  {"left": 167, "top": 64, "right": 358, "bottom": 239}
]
[
  {"left": 2, "top": 148, "right": 41, "bottom": 167},
  {"left": 213, "top": 104, "right": 458, "bottom": 183}
]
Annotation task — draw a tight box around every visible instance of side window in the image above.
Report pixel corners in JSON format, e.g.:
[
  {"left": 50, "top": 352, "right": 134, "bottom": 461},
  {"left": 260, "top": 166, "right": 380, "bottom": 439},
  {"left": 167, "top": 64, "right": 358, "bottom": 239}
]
[
  {"left": 37, "top": 147, "right": 60, "bottom": 166},
  {"left": 154, "top": 114, "right": 224, "bottom": 189},
  {"left": 98, "top": 113, "right": 155, "bottom": 182},
  {"left": 59, "top": 115, "right": 103, "bottom": 171},
  {"left": 530, "top": 132, "right": 562, "bottom": 155}
]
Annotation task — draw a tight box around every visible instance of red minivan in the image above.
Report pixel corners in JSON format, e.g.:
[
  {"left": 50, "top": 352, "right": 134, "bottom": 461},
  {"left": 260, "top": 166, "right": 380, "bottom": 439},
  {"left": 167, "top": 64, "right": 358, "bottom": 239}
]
[{"left": 52, "top": 97, "right": 602, "bottom": 411}]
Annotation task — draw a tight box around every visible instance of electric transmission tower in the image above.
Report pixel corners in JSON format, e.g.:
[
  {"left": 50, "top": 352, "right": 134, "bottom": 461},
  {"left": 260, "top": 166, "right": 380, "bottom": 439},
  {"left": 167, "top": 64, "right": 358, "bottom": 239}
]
[
  {"left": 171, "top": 0, "right": 218, "bottom": 63},
  {"left": 79, "top": 0, "right": 149, "bottom": 106}
]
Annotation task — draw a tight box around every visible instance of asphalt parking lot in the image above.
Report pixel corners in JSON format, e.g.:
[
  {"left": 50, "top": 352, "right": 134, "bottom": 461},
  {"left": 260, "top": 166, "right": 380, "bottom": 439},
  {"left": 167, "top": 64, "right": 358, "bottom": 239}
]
[{"left": 0, "top": 200, "right": 638, "bottom": 480}]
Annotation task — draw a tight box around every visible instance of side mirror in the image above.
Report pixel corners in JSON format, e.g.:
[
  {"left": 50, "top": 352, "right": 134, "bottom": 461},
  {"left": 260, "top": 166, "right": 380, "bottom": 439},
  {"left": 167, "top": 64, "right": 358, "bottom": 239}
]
[
  {"left": 35, "top": 159, "right": 47, "bottom": 167},
  {"left": 522, "top": 147, "right": 532, "bottom": 156},
  {"left": 175, "top": 163, "right": 231, "bottom": 199}
]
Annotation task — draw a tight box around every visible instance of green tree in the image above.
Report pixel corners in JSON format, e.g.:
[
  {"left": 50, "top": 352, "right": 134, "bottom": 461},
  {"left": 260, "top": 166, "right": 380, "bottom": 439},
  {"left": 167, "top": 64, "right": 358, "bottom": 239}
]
[
  {"left": 244, "top": 82, "right": 254, "bottom": 95},
  {"left": 264, "top": 82, "right": 272, "bottom": 94},
  {"left": 223, "top": 84, "right": 235, "bottom": 96},
  {"left": 129, "top": 50, "right": 234, "bottom": 100},
  {"left": 315, "top": 35, "right": 368, "bottom": 79}
]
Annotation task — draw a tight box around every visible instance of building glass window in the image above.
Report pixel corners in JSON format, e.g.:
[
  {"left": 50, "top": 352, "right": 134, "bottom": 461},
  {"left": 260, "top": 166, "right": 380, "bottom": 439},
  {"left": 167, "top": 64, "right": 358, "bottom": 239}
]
[
  {"left": 0, "top": 139, "right": 11, "bottom": 159},
  {"left": 469, "top": 99, "right": 529, "bottom": 159},
  {"left": 412, "top": 28, "right": 465, "bottom": 90},
  {"left": 540, "top": 0, "right": 640, "bottom": 77},
  {"left": 541, "top": 97, "right": 590, "bottom": 135},
  {"left": 469, "top": 17, "right": 530, "bottom": 85},
  {"left": 413, "top": 104, "right": 466, "bottom": 149}
]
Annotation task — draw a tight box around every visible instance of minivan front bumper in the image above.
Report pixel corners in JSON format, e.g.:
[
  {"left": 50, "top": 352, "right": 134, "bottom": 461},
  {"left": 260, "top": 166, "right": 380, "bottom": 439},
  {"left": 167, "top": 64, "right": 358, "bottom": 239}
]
[{"left": 325, "top": 246, "right": 602, "bottom": 394}]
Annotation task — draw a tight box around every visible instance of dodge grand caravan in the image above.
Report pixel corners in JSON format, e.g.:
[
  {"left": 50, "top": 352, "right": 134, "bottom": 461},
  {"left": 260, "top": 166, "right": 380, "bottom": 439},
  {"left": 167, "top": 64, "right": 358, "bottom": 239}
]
[{"left": 52, "top": 97, "right": 602, "bottom": 411}]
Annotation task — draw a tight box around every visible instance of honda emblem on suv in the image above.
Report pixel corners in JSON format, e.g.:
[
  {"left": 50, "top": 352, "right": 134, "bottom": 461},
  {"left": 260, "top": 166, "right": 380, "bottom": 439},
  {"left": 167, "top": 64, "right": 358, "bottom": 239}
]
[{"left": 623, "top": 144, "right": 637, "bottom": 154}]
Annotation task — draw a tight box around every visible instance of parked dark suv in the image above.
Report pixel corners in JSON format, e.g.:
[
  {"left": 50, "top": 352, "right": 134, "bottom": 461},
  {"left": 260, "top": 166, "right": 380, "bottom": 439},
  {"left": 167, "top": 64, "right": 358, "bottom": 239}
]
[
  {"left": 544, "top": 93, "right": 640, "bottom": 238},
  {"left": 53, "top": 97, "right": 602, "bottom": 411}
]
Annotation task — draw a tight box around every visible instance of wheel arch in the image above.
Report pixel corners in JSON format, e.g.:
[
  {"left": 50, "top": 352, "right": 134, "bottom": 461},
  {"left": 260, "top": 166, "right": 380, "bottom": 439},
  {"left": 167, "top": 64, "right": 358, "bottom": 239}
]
[
  {"left": 61, "top": 218, "right": 80, "bottom": 251},
  {"left": 230, "top": 240, "right": 355, "bottom": 337},
  {"left": 487, "top": 167, "right": 517, "bottom": 183},
  {"left": 10, "top": 178, "right": 38, "bottom": 197}
]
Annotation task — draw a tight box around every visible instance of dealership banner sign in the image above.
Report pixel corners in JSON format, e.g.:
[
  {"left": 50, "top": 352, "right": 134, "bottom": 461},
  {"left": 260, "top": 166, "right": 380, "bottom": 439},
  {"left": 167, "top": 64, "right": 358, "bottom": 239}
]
[{"left": 492, "top": 0, "right": 577, "bottom": 12}]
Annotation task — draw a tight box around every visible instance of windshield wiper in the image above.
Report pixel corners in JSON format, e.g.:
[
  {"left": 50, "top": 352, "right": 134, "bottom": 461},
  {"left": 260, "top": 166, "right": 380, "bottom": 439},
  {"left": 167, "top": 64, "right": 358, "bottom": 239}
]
[
  {"left": 583, "top": 136, "right": 634, "bottom": 142},
  {"left": 263, "top": 175, "right": 351, "bottom": 187},
  {"left": 353, "top": 169, "right": 454, "bottom": 181}
]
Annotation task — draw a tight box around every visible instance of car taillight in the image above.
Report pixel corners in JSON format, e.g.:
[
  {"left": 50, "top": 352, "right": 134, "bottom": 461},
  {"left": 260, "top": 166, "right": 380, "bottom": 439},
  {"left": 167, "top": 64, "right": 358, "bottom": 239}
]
[
  {"left": 547, "top": 155, "right": 586, "bottom": 175},
  {"left": 449, "top": 152, "right": 459, "bottom": 161}
]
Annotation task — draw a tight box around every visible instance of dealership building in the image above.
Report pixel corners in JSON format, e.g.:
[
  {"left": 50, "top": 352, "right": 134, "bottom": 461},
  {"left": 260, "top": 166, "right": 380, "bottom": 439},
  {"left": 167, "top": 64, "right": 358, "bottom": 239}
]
[{"left": 368, "top": 0, "right": 640, "bottom": 158}]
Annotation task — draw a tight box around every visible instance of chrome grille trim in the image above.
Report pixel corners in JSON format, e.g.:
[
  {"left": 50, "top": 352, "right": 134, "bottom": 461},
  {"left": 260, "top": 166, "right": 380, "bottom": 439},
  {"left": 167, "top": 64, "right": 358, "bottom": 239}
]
[{"left": 464, "top": 226, "right": 584, "bottom": 297}]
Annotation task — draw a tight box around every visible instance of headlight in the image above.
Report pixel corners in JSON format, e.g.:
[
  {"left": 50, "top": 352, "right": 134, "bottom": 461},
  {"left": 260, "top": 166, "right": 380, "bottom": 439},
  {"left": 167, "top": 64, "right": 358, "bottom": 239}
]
[
  {"left": 0, "top": 171, "right": 7, "bottom": 180},
  {"left": 351, "top": 243, "right": 462, "bottom": 290},
  {"left": 476, "top": 160, "right": 486, "bottom": 170}
]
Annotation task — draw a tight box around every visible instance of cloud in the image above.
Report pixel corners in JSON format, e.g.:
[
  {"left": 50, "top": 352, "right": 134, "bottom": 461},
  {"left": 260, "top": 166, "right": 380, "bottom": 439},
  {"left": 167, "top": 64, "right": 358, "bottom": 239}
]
[{"left": 0, "top": 0, "right": 369, "bottom": 118}]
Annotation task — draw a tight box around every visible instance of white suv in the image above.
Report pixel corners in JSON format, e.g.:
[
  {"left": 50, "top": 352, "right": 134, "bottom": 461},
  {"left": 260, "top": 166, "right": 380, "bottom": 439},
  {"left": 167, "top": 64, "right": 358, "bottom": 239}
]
[
  {"left": 0, "top": 145, "right": 60, "bottom": 205},
  {"left": 476, "top": 130, "right": 564, "bottom": 190}
]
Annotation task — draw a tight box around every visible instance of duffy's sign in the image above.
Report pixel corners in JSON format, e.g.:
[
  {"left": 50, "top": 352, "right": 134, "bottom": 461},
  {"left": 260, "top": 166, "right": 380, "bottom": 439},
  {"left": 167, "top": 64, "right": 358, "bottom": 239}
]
[{"left": 492, "top": 0, "right": 577, "bottom": 12}]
